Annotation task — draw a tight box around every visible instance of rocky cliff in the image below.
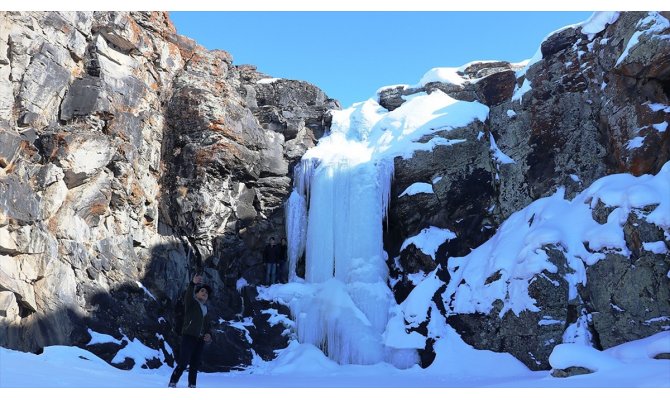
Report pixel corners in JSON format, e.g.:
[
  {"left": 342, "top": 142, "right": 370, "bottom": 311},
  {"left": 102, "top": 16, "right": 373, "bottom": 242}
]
[
  {"left": 0, "top": 11, "right": 337, "bottom": 370},
  {"left": 0, "top": 11, "right": 668, "bottom": 373},
  {"left": 382, "top": 11, "right": 670, "bottom": 370}
]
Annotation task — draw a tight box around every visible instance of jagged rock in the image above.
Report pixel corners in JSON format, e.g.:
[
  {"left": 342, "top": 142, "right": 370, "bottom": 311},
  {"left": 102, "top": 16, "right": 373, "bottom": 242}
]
[
  {"left": 17, "top": 43, "right": 72, "bottom": 129},
  {"left": 92, "top": 12, "right": 152, "bottom": 55},
  {"left": 622, "top": 207, "right": 667, "bottom": 258},
  {"left": 541, "top": 27, "right": 580, "bottom": 59},
  {"left": 0, "top": 174, "right": 42, "bottom": 223},
  {"left": 447, "top": 246, "right": 570, "bottom": 370},
  {"left": 202, "top": 323, "right": 253, "bottom": 372},
  {"left": 379, "top": 61, "right": 520, "bottom": 112},
  {"left": 582, "top": 252, "right": 670, "bottom": 349},
  {"left": 472, "top": 70, "right": 517, "bottom": 106},
  {"left": 0, "top": 131, "right": 22, "bottom": 168},
  {"left": 387, "top": 123, "right": 497, "bottom": 268},
  {"left": 398, "top": 244, "right": 438, "bottom": 276},
  {"left": 0, "top": 291, "right": 20, "bottom": 319},
  {"left": 59, "top": 76, "right": 108, "bottom": 121},
  {"left": 551, "top": 366, "right": 594, "bottom": 378},
  {"left": 378, "top": 86, "right": 408, "bottom": 111}
]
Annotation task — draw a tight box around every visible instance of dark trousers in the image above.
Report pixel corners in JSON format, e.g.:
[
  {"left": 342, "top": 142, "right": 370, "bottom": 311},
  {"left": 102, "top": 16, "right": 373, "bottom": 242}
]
[
  {"left": 169, "top": 334, "right": 205, "bottom": 387},
  {"left": 265, "top": 262, "right": 278, "bottom": 285},
  {"left": 279, "top": 261, "right": 287, "bottom": 283}
]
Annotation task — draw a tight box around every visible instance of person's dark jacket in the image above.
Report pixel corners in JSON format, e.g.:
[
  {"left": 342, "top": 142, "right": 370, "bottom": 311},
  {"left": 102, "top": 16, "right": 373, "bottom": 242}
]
[
  {"left": 181, "top": 281, "right": 212, "bottom": 338},
  {"left": 263, "top": 244, "right": 281, "bottom": 263}
]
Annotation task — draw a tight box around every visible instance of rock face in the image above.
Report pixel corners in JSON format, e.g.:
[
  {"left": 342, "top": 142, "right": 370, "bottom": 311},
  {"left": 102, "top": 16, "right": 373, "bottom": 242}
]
[
  {"left": 0, "top": 11, "right": 336, "bottom": 371},
  {"left": 0, "top": 11, "right": 668, "bottom": 374},
  {"left": 384, "top": 11, "right": 670, "bottom": 370}
]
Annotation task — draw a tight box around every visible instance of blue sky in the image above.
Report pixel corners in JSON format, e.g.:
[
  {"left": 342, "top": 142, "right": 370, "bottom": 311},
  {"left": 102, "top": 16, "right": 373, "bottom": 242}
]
[{"left": 170, "top": 12, "right": 594, "bottom": 108}]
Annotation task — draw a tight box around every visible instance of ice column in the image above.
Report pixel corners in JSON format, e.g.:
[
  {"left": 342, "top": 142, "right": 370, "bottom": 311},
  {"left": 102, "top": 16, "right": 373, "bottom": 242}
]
[{"left": 285, "top": 151, "right": 401, "bottom": 364}]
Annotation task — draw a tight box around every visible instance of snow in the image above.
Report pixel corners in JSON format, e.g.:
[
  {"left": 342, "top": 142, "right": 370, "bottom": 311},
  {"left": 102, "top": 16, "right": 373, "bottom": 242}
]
[
  {"left": 512, "top": 77, "right": 532, "bottom": 103},
  {"left": 417, "top": 67, "right": 466, "bottom": 87},
  {"left": 627, "top": 136, "right": 645, "bottom": 150},
  {"left": 3, "top": 330, "right": 669, "bottom": 389},
  {"left": 653, "top": 121, "right": 668, "bottom": 132},
  {"left": 227, "top": 318, "right": 254, "bottom": 344},
  {"left": 616, "top": 12, "right": 670, "bottom": 67},
  {"left": 136, "top": 281, "right": 156, "bottom": 301},
  {"left": 580, "top": 12, "right": 620, "bottom": 40},
  {"left": 489, "top": 133, "right": 515, "bottom": 164},
  {"left": 549, "top": 343, "right": 625, "bottom": 372},
  {"left": 538, "top": 317, "right": 563, "bottom": 326},
  {"left": 400, "top": 270, "right": 444, "bottom": 330},
  {"left": 647, "top": 102, "right": 670, "bottom": 113},
  {"left": 262, "top": 308, "right": 295, "bottom": 330},
  {"left": 570, "top": 174, "right": 581, "bottom": 183},
  {"left": 506, "top": 109, "right": 517, "bottom": 118},
  {"left": 399, "top": 182, "right": 433, "bottom": 197},
  {"left": 111, "top": 334, "right": 169, "bottom": 371},
  {"left": 645, "top": 316, "right": 670, "bottom": 325},
  {"left": 427, "top": 324, "right": 532, "bottom": 379},
  {"left": 445, "top": 162, "right": 670, "bottom": 318},
  {"left": 549, "top": 332, "right": 670, "bottom": 386},
  {"left": 87, "top": 329, "right": 122, "bottom": 346},
  {"left": 236, "top": 277, "right": 248, "bottom": 292},
  {"left": 400, "top": 226, "right": 457, "bottom": 259},
  {"left": 257, "top": 78, "right": 281, "bottom": 84},
  {"left": 643, "top": 241, "right": 668, "bottom": 254},
  {"left": 86, "top": 328, "right": 169, "bottom": 371},
  {"left": 563, "top": 312, "right": 593, "bottom": 346},
  {"left": 375, "top": 84, "right": 409, "bottom": 95}
]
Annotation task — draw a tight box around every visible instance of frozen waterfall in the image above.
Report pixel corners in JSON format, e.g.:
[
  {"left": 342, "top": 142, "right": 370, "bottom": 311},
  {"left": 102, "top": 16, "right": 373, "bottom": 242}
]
[
  {"left": 283, "top": 133, "right": 402, "bottom": 365},
  {"left": 278, "top": 92, "right": 489, "bottom": 366}
]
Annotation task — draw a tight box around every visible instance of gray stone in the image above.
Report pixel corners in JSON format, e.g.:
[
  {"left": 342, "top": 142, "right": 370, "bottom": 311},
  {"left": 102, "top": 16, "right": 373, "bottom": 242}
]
[
  {"left": 18, "top": 42, "right": 71, "bottom": 128},
  {"left": 541, "top": 27, "right": 579, "bottom": 59},
  {"left": 551, "top": 366, "right": 594, "bottom": 378},
  {"left": 0, "top": 174, "right": 41, "bottom": 223},
  {"left": 0, "top": 131, "right": 22, "bottom": 168},
  {"left": 59, "top": 76, "right": 106, "bottom": 121},
  {"left": 0, "top": 291, "right": 20, "bottom": 319},
  {"left": 584, "top": 253, "right": 670, "bottom": 349},
  {"left": 447, "top": 246, "right": 570, "bottom": 370}
]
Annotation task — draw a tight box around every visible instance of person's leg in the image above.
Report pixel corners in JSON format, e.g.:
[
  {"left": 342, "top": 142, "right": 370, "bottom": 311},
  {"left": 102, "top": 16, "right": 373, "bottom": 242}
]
[
  {"left": 187, "top": 338, "right": 205, "bottom": 387},
  {"left": 265, "top": 263, "right": 271, "bottom": 285},
  {"left": 169, "top": 335, "right": 196, "bottom": 386},
  {"left": 270, "top": 263, "right": 277, "bottom": 284}
]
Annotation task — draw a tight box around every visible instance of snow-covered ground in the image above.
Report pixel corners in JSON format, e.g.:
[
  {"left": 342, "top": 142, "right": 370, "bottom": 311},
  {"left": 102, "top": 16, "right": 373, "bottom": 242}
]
[{"left": 1, "top": 330, "right": 669, "bottom": 389}]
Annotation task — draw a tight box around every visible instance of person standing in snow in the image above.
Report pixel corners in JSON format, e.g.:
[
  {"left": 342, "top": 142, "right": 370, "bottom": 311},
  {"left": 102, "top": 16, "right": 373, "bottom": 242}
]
[
  {"left": 168, "top": 273, "right": 213, "bottom": 388},
  {"left": 263, "top": 236, "right": 280, "bottom": 285},
  {"left": 279, "top": 238, "right": 288, "bottom": 283}
]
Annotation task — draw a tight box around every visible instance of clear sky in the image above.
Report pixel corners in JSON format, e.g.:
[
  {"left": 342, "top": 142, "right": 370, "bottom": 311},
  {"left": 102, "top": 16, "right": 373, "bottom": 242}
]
[{"left": 171, "top": 12, "right": 592, "bottom": 108}]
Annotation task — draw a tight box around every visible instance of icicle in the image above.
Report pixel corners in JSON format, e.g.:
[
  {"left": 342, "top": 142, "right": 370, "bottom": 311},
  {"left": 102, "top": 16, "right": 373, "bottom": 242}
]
[
  {"left": 285, "top": 190, "right": 307, "bottom": 282},
  {"left": 304, "top": 163, "right": 336, "bottom": 283}
]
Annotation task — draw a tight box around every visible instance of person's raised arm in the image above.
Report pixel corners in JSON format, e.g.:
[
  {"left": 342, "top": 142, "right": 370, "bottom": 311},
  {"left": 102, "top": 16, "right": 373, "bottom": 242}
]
[{"left": 184, "top": 273, "right": 202, "bottom": 305}]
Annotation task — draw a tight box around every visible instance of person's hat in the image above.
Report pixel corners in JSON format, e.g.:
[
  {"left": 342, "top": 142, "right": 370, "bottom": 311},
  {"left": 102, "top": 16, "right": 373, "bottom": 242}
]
[{"left": 195, "top": 284, "right": 212, "bottom": 296}]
